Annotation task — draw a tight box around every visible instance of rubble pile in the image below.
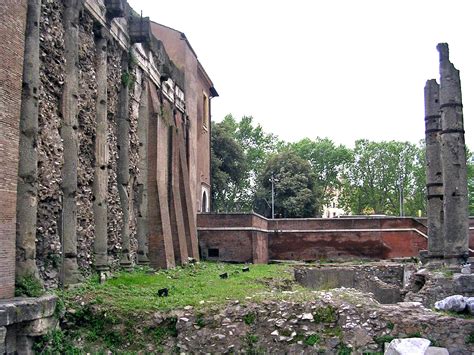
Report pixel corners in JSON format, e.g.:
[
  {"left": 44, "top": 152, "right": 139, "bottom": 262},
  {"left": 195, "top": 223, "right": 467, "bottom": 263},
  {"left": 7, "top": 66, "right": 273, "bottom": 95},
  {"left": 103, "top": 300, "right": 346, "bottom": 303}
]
[{"left": 143, "top": 289, "right": 474, "bottom": 354}]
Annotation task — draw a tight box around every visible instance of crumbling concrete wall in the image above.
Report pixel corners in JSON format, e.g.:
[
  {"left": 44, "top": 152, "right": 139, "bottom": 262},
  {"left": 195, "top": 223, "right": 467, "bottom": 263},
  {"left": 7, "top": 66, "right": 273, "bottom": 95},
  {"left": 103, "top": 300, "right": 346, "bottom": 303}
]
[
  {"left": 36, "top": 0, "right": 65, "bottom": 288},
  {"left": 77, "top": 9, "right": 98, "bottom": 275}
]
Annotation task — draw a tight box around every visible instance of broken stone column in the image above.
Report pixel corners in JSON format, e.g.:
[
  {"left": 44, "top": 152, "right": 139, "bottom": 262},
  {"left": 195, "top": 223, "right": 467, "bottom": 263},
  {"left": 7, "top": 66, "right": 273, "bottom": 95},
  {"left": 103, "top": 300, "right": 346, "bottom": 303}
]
[
  {"left": 424, "top": 79, "right": 444, "bottom": 259},
  {"left": 437, "top": 43, "right": 469, "bottom": 263},
  {"left": 16, "top": 0, "right": 42, "bottom": 282},
  {"left": 92, "top": 31, "right": 109, "bottom": 273},
  {"left": 136, "top": 81, "right": 149, "bottom": 265},
  {"left": 60, "top": 0, "right": 84, "bottom": 286},
  {"left": 117, "top": 52, "right": 132, "bottom": 269}
]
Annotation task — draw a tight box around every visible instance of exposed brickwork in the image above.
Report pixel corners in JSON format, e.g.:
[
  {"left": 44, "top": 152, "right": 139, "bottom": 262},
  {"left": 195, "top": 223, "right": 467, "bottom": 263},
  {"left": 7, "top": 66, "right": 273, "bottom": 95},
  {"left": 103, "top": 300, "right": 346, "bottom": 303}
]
[
  {"left": 196, "top": 214, "right": 461, "bottom": 263},
  {"left": 0, "top": 0, "right": 28, "bottom": 299}
]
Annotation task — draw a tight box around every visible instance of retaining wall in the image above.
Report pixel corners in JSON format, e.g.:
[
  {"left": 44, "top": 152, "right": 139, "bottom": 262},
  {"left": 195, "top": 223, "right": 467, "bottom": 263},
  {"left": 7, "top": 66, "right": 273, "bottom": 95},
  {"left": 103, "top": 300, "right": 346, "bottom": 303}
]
[{"left": 197, "top": 213, "right": 474, "bottom": 263}]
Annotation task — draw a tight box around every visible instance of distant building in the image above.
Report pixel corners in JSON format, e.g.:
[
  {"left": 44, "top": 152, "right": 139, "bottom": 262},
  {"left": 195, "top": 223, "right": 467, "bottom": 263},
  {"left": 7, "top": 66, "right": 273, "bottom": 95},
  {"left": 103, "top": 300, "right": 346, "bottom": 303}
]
[{"left": 322, "top": 189, "right": 346, "bottom": 218}]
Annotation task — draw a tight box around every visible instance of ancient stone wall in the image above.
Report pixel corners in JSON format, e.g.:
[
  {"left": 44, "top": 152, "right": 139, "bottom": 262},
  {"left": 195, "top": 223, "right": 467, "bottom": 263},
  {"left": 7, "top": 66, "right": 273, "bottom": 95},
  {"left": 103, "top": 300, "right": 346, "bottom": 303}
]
[
  {"left": 0, "top": 0, "right": 28, "bottom": 299},
  {"left": 3, "top": 0, "right": 203, "bottom": 289}
]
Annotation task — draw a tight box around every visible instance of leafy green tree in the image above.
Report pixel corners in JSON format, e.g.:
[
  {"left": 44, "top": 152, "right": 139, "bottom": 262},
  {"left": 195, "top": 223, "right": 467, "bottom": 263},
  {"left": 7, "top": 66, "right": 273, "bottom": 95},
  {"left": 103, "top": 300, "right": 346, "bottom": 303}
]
[
  {"left": 211, "top": 122, "right": 247, "bottom": 212},
  {"left": 341, "top": 140, "right": 424, "bottom": 216},
  {"left": 254, "top": 151, "right": 317, "bottom": 218},
  {"left": 288, "top": 137, "right": 352, "bottom": 215},
  {"left": 211, "top": 114, "right": 281, "bottom": 211}
]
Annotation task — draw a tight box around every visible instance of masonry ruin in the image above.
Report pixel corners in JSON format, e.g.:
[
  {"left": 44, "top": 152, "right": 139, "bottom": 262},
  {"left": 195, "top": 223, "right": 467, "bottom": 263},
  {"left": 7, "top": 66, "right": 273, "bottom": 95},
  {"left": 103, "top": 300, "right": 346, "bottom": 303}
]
[
  {"left": 0, "top": 0, "right": 216, "bottom": 351},
  {"left": 424, "top": 43, "right": 470, "bottom": 265},
  {"left": 1, "top": 0, "right": 474, "bottom": 351}
]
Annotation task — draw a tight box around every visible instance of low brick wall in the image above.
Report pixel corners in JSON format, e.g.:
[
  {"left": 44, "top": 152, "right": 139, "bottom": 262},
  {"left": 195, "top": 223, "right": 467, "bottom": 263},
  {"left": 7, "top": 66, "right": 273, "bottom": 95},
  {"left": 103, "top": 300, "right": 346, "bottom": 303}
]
[{"left": 197, "top": 213, "right": 474, "bottom": 263}]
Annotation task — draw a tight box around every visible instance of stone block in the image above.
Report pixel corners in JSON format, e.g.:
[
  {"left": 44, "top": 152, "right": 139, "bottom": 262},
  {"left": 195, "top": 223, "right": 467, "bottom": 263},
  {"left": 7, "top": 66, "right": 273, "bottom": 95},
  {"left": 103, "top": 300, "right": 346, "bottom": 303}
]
[
  {"left": 425, "top": 346, "right": 449, "bottom": 355},
  {"left": 18, "top": 316, "right": 57, "bottom": 336},
  {"left": 453, "top": 274, "right": 474, "bottom": 293},
  {"left": 0, "top": 295, "right": 56, "bottom": 326},
  {"left": 434, "top": 295, "right": 466, "bottom": 312},
  {"left": 385, "top": 338, "right": 431, "bottom": 355}
]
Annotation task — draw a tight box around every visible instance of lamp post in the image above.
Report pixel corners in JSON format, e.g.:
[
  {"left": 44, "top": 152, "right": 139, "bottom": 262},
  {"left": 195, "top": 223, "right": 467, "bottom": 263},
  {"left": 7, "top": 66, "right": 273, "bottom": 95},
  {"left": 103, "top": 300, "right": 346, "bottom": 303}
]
[{"left": 270, "top": 173, "right": 275, "bottom": 219}]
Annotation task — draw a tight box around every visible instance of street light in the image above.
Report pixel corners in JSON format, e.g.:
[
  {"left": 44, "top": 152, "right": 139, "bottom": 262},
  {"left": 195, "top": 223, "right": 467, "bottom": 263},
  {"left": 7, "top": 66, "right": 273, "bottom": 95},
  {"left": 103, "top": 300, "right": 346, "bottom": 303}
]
[{"left": 270, "top": 173, "right": 276, "bottom": 219}]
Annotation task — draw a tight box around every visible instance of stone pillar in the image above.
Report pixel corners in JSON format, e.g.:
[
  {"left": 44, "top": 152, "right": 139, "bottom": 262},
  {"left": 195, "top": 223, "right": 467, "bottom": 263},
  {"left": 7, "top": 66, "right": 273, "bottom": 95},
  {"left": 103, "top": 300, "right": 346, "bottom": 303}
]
[
  {"left": 136, "top": 81, "right": 149, "bottom": 265},
  {"left": 15, "top": 0, "right": 42, "bottom": 282},
  {"left": 437, "top": 43, "right": 469, "bottom": 263},
  {"left": 60, "top": 0, "right": 84, "bottom": 286},
  {"left": 92, "top": 31, "right": 109, "bottom": 273},
  {"left": 424, "top": 79, "right": 444, "bottom": 259},
  {"left": 117, "top": 52, "right": 132, "bottom": 269}
]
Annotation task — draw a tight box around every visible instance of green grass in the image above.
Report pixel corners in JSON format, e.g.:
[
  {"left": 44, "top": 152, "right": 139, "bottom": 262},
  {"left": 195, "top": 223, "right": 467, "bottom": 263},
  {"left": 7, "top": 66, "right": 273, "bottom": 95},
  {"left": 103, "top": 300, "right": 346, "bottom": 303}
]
[{"left": 61, "top": 262, "right": 296, "bottom": 316}]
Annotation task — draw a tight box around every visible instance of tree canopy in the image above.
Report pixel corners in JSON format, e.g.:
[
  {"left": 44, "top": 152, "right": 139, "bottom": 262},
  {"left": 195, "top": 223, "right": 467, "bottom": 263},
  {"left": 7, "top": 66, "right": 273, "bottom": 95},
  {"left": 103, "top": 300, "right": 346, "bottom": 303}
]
[
  {"left": 210, "top": 114, "right": 474, "bottom": 218},
  {"left": 254, "top": 151, "right": 317, "bottom": 218}
]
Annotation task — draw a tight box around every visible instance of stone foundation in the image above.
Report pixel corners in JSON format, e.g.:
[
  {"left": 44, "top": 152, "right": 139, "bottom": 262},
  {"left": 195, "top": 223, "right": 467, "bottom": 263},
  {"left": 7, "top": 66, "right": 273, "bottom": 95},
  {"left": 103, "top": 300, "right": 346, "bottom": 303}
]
[
  {"left": 0, "top": 295, "right": 57, "bottom": 354},
  {"left": 294, "top": 263, "right": 410, "bottom": 304}
]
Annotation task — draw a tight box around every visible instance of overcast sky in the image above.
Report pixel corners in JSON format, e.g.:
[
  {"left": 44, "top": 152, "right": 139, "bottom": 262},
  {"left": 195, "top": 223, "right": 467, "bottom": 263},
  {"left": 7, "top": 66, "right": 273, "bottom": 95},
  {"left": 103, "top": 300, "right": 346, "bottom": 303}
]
[{"left": 128, "top": 0, "right": 474, "bottom": 149}]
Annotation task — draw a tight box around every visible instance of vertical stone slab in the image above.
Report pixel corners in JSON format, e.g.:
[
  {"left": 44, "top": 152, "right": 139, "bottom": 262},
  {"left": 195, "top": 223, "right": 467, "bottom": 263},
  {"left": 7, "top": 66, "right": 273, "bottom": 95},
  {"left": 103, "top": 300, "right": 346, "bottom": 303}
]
[
  {"left": 92, "top": 32, "right": 109, "bottom": 272},
  {"left": 437, "top": 43, "right": 469, "bottom": 262},
  {"left": 60, "top": 0, "right": 83, "bottom": 286},
  {"left": 424, "top": 79, "right": 444, "bottom": 258},
  {"left": 147, "top": 82, "right": 175, "bottom": 269},
  {"left": 136, "top": 81, "right": 149, "bottom": 265},
  {"left": 117, "top": 52, "right": 132, "bottom": 269},
  {"left": 15, "top": 0, "right": 41, "bottom": 283},
  {"left": 177, "top": 123, "right": 200, "bottom": 259},
  {"left": 169, "top": 123, "right": 189, "bottom": 265},
  {"left": 0, "top": 0, "right": 28, "bottom": 298}
]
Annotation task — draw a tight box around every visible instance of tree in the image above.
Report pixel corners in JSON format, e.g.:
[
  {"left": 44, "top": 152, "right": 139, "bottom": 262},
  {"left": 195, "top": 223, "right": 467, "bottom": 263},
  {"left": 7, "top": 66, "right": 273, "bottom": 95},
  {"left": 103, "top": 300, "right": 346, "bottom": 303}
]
[
  {"left": 254, "top": 151, "right": 317, "bottom": 218},
  {"left": 210, "top": 122, "right": 247, "bottom": 212},
  {"left": 211, "top": 114, "right": 281, "bottom": 211},
  {"left": 288, "top": 137, "right": 352, "bottom": 215},
  {"left": 341, "top": 140, "right": 424, "bottom": 216}
]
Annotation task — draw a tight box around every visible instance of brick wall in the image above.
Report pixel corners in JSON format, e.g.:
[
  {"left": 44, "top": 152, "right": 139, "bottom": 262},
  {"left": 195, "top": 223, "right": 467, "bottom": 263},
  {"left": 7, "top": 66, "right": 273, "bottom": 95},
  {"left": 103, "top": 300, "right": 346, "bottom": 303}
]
[
  {"left": 197, "top": 213, "right": 452, "bottom": 263},
  {"left": 0, "top": 0, "right": 28, "bottom": 298}
]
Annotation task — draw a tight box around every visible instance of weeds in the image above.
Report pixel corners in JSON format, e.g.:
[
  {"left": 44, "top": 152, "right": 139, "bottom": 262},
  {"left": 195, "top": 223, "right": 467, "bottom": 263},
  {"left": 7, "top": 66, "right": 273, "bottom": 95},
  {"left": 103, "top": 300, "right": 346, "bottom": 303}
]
[
  {"left": 15, "top": 274, "right": 44, "bottom": 297},
  {"left": 244, "top": 312, "right": 257, "bottom": 325},
  {"left": 313, "top": 305, "right": 337, "bottom": 323},
  {"left": 304, "top": 334, "right": 320, "bottom": 346}
]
